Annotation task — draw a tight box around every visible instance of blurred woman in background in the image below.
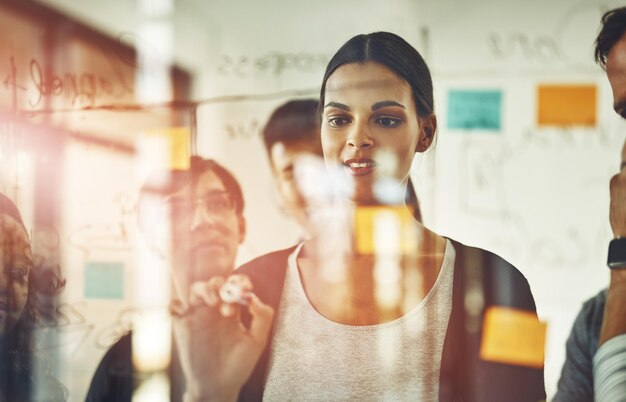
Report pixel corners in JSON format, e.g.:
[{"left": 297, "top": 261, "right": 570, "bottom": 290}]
[{"left": 0, "top": 193, "right": 65, "bottom": 401}]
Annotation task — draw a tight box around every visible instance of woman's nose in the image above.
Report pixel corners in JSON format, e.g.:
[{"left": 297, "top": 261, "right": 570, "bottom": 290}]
[{"left": 346, "top": 123, "right": 374, "bottom": 149}]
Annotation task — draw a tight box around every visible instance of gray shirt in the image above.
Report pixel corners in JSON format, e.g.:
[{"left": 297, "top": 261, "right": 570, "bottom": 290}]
[
  {"left": 554, "top": 289, "right": 606, "bottom": 401},
  {"left": 263, "top": 240, "right": 455, "bottom": 401}
]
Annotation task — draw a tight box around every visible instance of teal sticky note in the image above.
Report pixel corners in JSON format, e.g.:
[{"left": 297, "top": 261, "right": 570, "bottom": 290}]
[
  {"left": 84, "top": 261, "right": 124, "bottom": 299},
  {"left": 447, "top": 90, "right": 502, "bottom": 130}
]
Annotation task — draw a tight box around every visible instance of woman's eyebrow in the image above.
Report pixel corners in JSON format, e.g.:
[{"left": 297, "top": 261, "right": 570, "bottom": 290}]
[
  {"left": 324, "top": 102, "right": 350, "bottom": 111},
  {"left": 372, "top": 101, "right": 405, "bottom": 111}
]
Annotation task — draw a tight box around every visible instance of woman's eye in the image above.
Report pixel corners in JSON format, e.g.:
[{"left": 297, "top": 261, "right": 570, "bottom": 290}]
[
  {"left": 376, "top": 117, "right": 401, "bottom": 127},
  {"left": 328, "top": 117, "right": 350, "bottom": 127}
]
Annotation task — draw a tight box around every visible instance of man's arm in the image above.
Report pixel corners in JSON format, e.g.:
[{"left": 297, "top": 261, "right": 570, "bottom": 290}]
[
  {"left": 593, "top": 334, "right": 626, "bottom": 401},
  {"left": 600, "top": 172, "right": 626, "bottom": 345},
  {"left": 590, "top": 170, "right": 626, "bottom": 400}
]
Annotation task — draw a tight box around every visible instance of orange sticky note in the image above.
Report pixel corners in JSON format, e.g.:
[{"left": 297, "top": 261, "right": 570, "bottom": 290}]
[
  {"left": 537, "top": 84, "right": 596, "bottom": 127},
  {"left": 143, "top": 127, "right": 190, "bottom": 170},
  {"left": 354, "top": 205, "right": 415, "bottom": 254},
  {"left": 480, "top": 306, "right": 546, "bottom": 368}
]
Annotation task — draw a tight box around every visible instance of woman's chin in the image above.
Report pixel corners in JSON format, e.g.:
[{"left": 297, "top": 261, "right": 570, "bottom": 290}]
[
  {"left": 350, "top": 194, "right": 379, "bottom": 205},
  {"left": 349, "top": 178, "right": 405, "bottom": 206}
]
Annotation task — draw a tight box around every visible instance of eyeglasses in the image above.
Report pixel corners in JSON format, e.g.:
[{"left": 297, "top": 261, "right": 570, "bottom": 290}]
[{"left": 163, "top": 191, "right": 237, "bottom": 221}]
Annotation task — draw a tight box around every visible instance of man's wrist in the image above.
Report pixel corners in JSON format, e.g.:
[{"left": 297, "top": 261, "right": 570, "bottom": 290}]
[{"left": 610, "top": 269, "right": 626, "bottom": 285}]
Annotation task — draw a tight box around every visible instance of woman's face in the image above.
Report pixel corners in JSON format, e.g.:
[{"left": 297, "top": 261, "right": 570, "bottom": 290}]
[
  {"left": 321, "top": 62, "right": 434, "bottom": 204},
  {"left": 0, "top": 214, "right": 31, "bottom": 336}
]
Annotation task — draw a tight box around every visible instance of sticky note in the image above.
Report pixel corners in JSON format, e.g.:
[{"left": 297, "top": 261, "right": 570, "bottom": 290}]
[
  {"left": 354, "top": 206, "right": 416, "bottom": 254},
  {"left": 537, "top": 84, "right": 596, "bottom": 127},
  {"left": 84, "top": 261, "right": 125, "bottom": 299},
  {"left": 143, "top": 127, "right": 190, "bottom": 169},
  {"left": 480, "top": 306, "right": 546, "bottom": 368},
  {"left": 447, "top": 90, "right": 502, "bottom": 130}
]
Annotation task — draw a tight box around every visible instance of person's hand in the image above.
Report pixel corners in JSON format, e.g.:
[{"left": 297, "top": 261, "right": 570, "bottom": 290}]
[
  {"left": 600, "top": 165, "right": 626, "bottom": 345},
  {"left": 172, "top": 274, "right": 274, "bottom": 402},
  {"left": 610, "top": 169, "right": 626, "bottom": 238},
  {"left": 608, "top": 166, "right": 626, "bottom": 285}
]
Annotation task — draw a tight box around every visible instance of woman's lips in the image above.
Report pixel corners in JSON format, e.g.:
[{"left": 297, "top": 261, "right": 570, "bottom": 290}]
[{"left": 343, "top": 158, "right": 376, "bottom": 176}]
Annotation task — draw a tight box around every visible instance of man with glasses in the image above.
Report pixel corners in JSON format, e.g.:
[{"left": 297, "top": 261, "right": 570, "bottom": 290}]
[
  {"left": 143, "top": 157, "right": 247, "bottom": 301},
  {"left": 86, "top": 156, "right": 247, "bottom": 402}
]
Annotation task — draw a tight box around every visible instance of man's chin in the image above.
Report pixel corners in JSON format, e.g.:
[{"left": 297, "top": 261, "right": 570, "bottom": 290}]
[
  {"left": 190, "top": 254, "right": 234, "bottom": 282},
  {"left": 193, "top": 244, "right": 225, "bottom": 257},
  {"left": 189, "top": 244, "right": 220, "bottom": 263}
]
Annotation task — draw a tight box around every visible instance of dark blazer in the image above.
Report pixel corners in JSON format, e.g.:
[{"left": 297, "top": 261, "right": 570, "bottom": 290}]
[{"left": 237, "top": 240, "right": 546, "bottom": 402}]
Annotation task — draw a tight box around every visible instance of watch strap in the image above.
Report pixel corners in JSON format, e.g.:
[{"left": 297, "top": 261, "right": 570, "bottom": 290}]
[{"left": 607, "top": 237, "right": 626, "bottom": 269}]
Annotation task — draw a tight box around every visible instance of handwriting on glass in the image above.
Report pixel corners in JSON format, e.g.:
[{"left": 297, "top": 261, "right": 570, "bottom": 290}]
[{"left": 2, "top": 55, "right": 133, "bottom": 109}]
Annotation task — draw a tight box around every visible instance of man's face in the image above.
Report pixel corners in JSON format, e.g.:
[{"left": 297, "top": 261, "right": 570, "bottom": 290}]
[
  {"left": 607, "top": 32, "right": 626, "bottom": 120},
  {"left": 166, "top": 170, "right": 245, "bottom": 289},
  {"left": 607, "top": 31, "right": 626, "bottom": 239},
  {"left": 270, "top": 138, "right": 323, "bottom": 234}
]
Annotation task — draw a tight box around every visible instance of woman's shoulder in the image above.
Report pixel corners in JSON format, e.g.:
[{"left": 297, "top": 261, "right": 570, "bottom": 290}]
[
  {"left": 237, "top": 245, "right": 298, "bottom": 276},
  {"left": 235, "top": 245, "right": 299, "bottom": 307},
  {"left": 450, "top": 239, "right": 527, "bottom": 277},
  {"left": 448, "top": 239, "right": 536, "bottom": 311}
]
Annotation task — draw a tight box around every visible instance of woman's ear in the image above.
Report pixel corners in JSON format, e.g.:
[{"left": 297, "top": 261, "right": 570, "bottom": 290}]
[{"left": 416, "top": 114, "right": 437, "bottom": 153}]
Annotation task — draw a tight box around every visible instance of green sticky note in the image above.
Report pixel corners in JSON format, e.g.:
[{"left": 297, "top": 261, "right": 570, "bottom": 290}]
[
  {"left": 447, "top": 90, "right": 502, "bottom": 130},
  {"left": 84, "top": 261, "right": 124, "bottom": 299}
]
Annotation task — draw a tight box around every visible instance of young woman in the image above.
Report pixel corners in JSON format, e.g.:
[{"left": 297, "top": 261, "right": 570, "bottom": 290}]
[
  {"left": 0, "top": 193, "right": 66, "bottom": 401},
  {"left": 175, "top": 32, "right": 545, "bottom": 402}
]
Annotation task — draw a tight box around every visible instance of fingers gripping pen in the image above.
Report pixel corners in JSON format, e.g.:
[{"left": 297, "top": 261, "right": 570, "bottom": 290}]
[{"left": 219, "top": 282, "right": 251, "bottom": 305}]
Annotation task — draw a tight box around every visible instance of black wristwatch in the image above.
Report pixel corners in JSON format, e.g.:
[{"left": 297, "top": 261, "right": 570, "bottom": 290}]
[{"left": 607, "top": 237, "right": 626, "bottom": 269}]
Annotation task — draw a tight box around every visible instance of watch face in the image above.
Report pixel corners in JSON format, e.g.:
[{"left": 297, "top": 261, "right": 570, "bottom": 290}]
[{"left": 608, "top": 238, "right": 626, "bottom": 269}]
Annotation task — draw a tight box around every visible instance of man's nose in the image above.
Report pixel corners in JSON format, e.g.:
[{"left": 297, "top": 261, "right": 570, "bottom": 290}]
[{"left": 189, "top": 202, "right": 218, "bottom": 231}]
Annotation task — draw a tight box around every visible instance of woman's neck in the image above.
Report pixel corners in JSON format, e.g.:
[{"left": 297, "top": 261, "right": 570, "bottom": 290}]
[{"left": 298, "top": 211, "right": 446, "bottom": 326}]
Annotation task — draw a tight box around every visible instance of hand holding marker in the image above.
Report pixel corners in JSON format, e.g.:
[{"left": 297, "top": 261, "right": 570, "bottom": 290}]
[{"left": 219, "top": 281, "right": 251, "bottom": 305}]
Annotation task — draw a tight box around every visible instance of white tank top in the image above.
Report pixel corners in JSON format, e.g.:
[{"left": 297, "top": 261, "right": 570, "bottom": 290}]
[{"left": 263, "top": 240, "right": 455, "bottom": 401}]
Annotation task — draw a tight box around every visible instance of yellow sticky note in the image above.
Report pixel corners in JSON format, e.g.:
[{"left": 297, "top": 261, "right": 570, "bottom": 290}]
[
  {"left": 354, "top": 205, "right": 415, "bottom": 254},
  {"left": 537, "top": 84, "right": 596, "bottom": 127},
  {"left": 143, "top": 127, "right": 190, "bottom": 170},
  {"left": 480, "top": 306, "right": 546, "bottom": 368}
]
